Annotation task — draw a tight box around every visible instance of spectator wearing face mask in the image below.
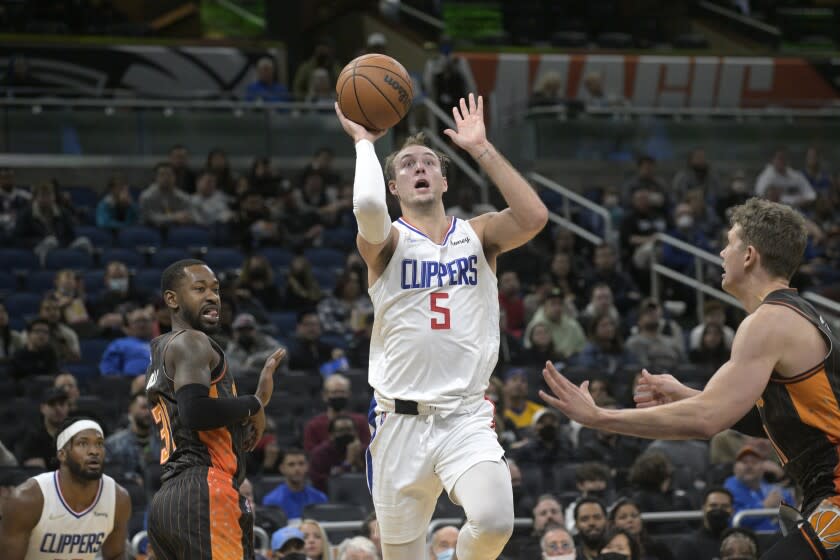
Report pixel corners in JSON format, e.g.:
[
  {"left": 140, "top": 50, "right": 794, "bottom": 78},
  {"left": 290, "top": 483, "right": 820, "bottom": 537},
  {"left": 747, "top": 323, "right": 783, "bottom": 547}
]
[
  {"left": 92, "top": 261, "right": 150, "bottom": 337},
  {"left": 540, "top": 525, "right": 576, "bottom": 560},
  {"left": 224, "top": 313, "right": 283, "bottom": 375},
  {"left": 308, "top": 415, "right": 365, "bottom": 493},
  {"left": 429, "top": 525, "right": 458, "bottom": 560},
  {"left": 513, "top": 409, "right": 574, "bottom": 470},
  {"left": 672, "top": 148, "right": 723, "bottom": 201},
  {"left": 662, "top": 203, "right": 712, "bottom": 277},
  {"left": 673, "top": 487, "right": 734, "bottom": 560},
  {"left": 303, "top": 374, "right": 371, "bottom": 453},
  {"left": 597, "top": 527, "right": 640, "bottom": 560}
]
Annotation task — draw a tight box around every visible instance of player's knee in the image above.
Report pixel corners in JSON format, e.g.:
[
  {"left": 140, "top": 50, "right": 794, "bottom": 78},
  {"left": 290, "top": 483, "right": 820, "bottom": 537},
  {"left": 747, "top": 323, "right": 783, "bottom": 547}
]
[{"left": 471, "top": 506, "right": 514, "bottom": 541}]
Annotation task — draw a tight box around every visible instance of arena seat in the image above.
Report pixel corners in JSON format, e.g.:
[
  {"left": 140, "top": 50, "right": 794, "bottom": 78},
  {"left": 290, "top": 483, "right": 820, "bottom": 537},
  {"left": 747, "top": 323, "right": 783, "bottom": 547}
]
[
  {"left": 203, "top": 248, "right": 244, "bottom": 272},
  {"left": 4, "top": 293, "right": 43, "bottom": 318},
  {"left": 328, "top": 473, "right": 373, "bottom": 513},
  {"left": 26, "top": 270, "right": 57, "bottom": 294},
  {"left": 45, "top": 249, "right": 93, "bottom": 270},
  {"left": 303, "top": 248, "right": 345, "bottom": 269},
  {"left": 256, "top": 247, "right": 294, "bottom": 268},
  {"left": 166, "top": 226, "right": 212, "bottom": 249},
  {"left": 100, "top": 248, "right": 145, "bottom": 269},
  {"left": 76, "top": 225, "right": 114, "bottom": 248},
  {"left": 0, "top": 249, "right": 38, "bottom": 272},
  {"left": 150, "top": 248, "right": 192, "bottom": 268},
  {"left": 117, "top": 226, "right": 162, "bottom": 250}
]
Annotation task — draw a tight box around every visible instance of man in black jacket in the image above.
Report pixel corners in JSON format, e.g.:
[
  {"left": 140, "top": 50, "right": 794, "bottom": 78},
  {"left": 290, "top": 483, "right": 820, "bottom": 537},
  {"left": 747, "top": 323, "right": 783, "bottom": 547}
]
[{"left": 673, "top": 487, "right": 734, "bottom": 560}]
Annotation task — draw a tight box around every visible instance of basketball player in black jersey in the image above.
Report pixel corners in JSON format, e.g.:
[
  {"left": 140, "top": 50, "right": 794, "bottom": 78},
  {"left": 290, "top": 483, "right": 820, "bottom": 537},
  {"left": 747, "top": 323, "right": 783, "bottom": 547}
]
[
  {"left": 145, "top": 259, "right": 285, "bottom": 560},
  {"left": 542, "top": 198, "right": 840, "bottom": 559}
]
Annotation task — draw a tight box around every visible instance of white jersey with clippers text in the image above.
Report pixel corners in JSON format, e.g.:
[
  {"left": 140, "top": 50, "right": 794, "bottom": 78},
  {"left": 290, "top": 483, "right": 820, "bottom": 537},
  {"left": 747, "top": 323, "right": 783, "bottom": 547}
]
[
  {"left": 368, "top": 217, "right": 499, "bottom": 413},
  {"left": 25, "top": 471, "right": 116, "bottom": 560}
]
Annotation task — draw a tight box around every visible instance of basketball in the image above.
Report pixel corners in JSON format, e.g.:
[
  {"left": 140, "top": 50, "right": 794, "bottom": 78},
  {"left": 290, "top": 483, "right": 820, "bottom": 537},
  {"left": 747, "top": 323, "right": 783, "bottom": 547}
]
[{"left": 336, "top": 54, "right": 414, "bottom": 131}]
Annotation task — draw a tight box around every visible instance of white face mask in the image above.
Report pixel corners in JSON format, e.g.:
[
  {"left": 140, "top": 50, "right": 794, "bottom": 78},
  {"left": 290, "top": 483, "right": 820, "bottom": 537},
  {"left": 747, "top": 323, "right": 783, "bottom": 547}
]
[
  {"left": 676, "top": 214, "right": 694, "bottom": 229},
  {"left": 544, "top": 554, "right": 576, "bottom": 560}
]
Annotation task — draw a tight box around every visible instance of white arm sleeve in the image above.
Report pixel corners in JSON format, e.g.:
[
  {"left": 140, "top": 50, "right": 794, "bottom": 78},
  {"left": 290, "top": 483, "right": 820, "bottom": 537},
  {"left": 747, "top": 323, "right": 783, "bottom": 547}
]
[{"left": 353, "top": 139, "right": 392, "bottom": 245}]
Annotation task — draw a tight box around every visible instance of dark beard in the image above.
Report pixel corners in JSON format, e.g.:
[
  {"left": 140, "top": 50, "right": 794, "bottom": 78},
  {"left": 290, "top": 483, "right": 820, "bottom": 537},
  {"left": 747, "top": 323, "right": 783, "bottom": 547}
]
[
  {"left": 181, "top": 306, "right": 219, "bottom": 334},
  {"left": 580, "top": 529, "right": 605, "bottom": 550},
  {"left": 65, "top": 454, "right": 102, "bottom": 481}
]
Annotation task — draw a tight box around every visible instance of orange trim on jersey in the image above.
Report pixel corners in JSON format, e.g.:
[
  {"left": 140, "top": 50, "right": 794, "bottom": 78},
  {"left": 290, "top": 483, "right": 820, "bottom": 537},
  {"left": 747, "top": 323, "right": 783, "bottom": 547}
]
[
  {"left": 785, "top": 368, "right": 840, "bottom": 447},
  {"left": 197, "top": 383, "right": 238, "bottom": 476},
  {"left": 209, "top": 357, "right": 227, "bottom": 385},
  {"left": 206, "top": 468, "right": 244, "bottom": 559},
  {"left": 762, "top": 425, "right": 790, "bottom": 464},
  {"left": 801, "top": 525, "right": 823, "bottom": 558},
  {"left": 772, "top": 362, "right": 827, "bottom": 384}
]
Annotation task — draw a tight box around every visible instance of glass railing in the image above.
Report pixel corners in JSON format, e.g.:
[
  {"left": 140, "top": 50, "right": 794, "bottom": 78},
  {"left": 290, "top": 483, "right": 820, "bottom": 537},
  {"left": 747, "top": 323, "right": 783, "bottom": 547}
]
[
  {"left": 0, "top": 100, "right": 394, "bottom": 158},
  {"left": 495, "top": 107, "right": 840, "bottom": 164}
]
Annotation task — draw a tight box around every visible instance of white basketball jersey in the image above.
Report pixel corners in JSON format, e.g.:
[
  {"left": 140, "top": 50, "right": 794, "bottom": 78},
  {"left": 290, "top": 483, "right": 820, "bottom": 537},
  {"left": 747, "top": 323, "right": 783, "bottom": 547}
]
[
  {"left": 25, "top": 471, "right": 116, "bottom": 560},
  {"left": 368, "top": 217, "right": 499, "bottom": 412}
]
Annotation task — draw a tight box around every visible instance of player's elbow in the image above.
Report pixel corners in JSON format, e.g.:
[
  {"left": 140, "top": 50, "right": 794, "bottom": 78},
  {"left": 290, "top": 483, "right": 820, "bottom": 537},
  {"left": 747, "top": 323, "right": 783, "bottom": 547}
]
[
  {"left": 696, "top": 414, "right": 728, "bottom": 439},
  {"left": 518, "top": 204, "right": 548, "bottom": 235}
]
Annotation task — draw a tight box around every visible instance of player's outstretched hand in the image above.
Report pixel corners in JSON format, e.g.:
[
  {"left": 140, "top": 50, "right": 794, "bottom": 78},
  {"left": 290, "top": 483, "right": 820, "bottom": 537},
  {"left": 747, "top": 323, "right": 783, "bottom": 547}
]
[
  {"left": 255, "top": 348, "right": 287, "bottom": 406},
  {"left": 335, "top": 102, "right": 389, "bottom": 144},
  {"left": 443, "top": 93, "right": 488, "bottom": 155},
  {"left": 539, "top": 361, "right": 600, "bottom": 427},
  {"left": 633, "top": 369, "right": 697, "bottom": 409}
]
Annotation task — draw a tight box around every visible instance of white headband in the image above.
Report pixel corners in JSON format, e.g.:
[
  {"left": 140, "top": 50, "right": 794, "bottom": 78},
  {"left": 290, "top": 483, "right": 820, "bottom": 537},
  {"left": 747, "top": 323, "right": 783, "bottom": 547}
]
[{"left": 56, "top": 420, "right": 104, "bottom": 451}]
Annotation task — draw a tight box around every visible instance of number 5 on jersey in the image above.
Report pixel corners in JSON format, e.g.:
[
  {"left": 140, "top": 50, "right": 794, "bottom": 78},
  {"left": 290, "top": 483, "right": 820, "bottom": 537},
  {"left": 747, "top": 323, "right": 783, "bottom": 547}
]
[{"left": 430, "top": 292, "right": 451, "bottom": 330}]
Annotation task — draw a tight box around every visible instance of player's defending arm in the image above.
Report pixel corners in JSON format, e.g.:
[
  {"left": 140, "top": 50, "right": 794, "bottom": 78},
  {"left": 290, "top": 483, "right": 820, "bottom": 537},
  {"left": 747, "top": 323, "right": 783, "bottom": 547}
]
[
  {"left": 447, "top": 94, "right": 548, "bottom": 257},
  {"left": 541, "top": 311, "right": 781, "bottom": 439},
  {"left": 0, "top": 480, "right": 44, "bottom": 560},
  {"left": 334, "top": 102, "right": 397, "bottom": 273},
  {"left": 99, "top": 484, "right": 132, "bottom": 560},
  {"left": 167, "top": 330, "right": 264, "bottom": 431}
]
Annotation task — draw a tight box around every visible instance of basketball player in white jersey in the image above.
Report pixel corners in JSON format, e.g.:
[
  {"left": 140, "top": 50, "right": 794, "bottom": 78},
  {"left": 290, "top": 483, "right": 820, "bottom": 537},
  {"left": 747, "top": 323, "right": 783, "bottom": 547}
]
[
  {"left": 0, "top": 417, "right": 132, "bottom": 559},
  {"left": 335, "top": 93, "right": 548, "bottom": 560}
]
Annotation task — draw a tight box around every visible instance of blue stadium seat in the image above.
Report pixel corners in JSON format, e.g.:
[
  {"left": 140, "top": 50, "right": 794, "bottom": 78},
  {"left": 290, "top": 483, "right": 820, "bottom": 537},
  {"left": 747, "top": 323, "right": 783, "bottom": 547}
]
[
  {"left": 79, "top": 338, "right": 111, "bottom": 367},
  {"left": 0, "top": 271, "right": 16, "bottom": 294},
  {"left": 150, "top": 248, "right": 191, "bottom": 268},
  {"left": 303, "top": 247, "right": 345, "bottom": 269},
  {"left": 322, "top": 228, "right": 356, "bottom": 250},
  {"left": 82, "top": 270, "right": 106, "bottom": 296},
  {"left": 62, "top": 363, "right": 99, "bottom": 386},
  {"left": 133, "top": 269, "right": 163, "bottom": 292},
  {"left": 66, "top": 186, "right": 99, "bottom": 209},
  {"left": 117, "top": 226, "right": 162, "bottom": 250},
  {"left": 0, "top": 249, "right": 38, "bottom": 272},
  {"left": 4, "top": 293, "right": 43, "bottom": 319},
  {"left": 269, "top": 311, "right": 298, "bottom": 335},
  {"left": 100, "top": 248, "right": 145, "bottom": 269},
  {"left": 166, "top": 226, "right": 212, "bottom": 249},
  {"left": 313, "top": 268, "right": 337, "bottom": 292},
  {"left": 203, "top": 248, "right": 244, "bottom": 272},
  {"left": 256, "top": 247, "right": 294, "bottom": 268},
  {"left": 75, "top": 225, "right": 114, "bottom": 248},
  {"left": 26, "top": 270, "right": 57, "bottom": 294},
  {"left": 45, "top": 249, "right": 93, "bottom": 270}
]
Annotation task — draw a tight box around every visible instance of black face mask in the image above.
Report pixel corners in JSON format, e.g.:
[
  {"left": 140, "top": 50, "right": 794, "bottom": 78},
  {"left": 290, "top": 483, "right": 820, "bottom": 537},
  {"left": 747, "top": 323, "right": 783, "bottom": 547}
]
[
  {"left": 334, "top": 433, "right": 355, "bottom": 451},
  {"left": 283, "top": 553, "right": 307, "bottom": 560},
  {"left": 538, "top": 425, "right": 557, "bottom": 441},
  {"left": 706, "top": 508, "right": 731, "bottom": 535},
  {"left": 237, "top": 334, "right": 255, "bottom": 348},
  {"left": 597, "top": 554, "right": 629, "bottom": 560},
  {"left": 328, "top": 396, "right": 348, "bottom": 411}
]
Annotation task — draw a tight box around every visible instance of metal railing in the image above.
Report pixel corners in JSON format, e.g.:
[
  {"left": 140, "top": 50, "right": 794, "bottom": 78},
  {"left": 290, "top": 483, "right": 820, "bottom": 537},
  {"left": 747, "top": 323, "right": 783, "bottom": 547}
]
[{"left": 527, "top": 172, "right": 614, "bottom": 245}]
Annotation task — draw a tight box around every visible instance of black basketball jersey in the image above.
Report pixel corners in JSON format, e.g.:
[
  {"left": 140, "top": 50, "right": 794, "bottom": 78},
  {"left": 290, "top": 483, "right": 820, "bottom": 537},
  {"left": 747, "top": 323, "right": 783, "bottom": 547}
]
[
  {"left": 145, "top": 330, "right": 245, "bottom": 486},
  {"left": 756, "top": 289, "right": 840, "bottom": 514}
]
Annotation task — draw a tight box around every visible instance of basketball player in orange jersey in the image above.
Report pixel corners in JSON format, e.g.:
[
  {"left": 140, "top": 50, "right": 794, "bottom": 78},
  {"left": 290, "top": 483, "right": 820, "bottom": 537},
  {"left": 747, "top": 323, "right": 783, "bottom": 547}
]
[
  {"left": 542, "top": 198, "right": 840, "bottom": 559},
  {"left": 145, "top": 259, "right": 285, "bottom": 560},
  {"left": 336, "top": 93, "right": 548, "bottom": 560}
]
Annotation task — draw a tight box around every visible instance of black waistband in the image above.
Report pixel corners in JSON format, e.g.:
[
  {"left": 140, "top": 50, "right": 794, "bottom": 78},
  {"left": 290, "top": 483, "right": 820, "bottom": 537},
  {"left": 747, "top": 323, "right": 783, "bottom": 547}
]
[{"left": 394, "top": 399, "right": 419, "bottom": 415}]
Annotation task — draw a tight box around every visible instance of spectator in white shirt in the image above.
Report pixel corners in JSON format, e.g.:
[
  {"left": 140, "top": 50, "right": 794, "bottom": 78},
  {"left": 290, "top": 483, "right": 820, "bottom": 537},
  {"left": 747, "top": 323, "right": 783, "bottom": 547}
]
[
  {"left": 754, "top": 148, "right": 816, "bottom": 208},
  {"left": 191, "top": 170, "right": 233, "bottom": 225}
]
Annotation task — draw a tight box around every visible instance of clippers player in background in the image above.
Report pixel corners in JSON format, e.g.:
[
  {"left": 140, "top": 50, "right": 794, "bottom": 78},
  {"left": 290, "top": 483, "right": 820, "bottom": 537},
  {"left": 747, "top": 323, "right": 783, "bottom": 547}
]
[
  {"left": 0, "top": 417, "right": 131, "bottom": 559},
  {"left": 145, "top": 259, "right": 285, "bottom": 559},
  {"left": 541, "top": 198, "right": 840, "bottom": 559},
  {"left": 335, "top": 93, "right": 548, "bottom": 560}
]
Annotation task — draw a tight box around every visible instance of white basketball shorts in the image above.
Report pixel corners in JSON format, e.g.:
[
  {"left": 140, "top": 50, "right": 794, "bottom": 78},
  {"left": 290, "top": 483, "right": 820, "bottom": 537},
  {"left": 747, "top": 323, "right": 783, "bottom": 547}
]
[{"left": 365, "top": 397, "right": 505, "bottom": 544}]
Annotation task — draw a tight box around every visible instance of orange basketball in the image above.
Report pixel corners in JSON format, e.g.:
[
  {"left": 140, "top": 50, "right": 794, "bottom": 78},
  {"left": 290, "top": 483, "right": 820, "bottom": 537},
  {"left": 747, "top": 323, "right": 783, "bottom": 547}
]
[{"left": 336, "top": 54, "right": 414, "bottom": 131}]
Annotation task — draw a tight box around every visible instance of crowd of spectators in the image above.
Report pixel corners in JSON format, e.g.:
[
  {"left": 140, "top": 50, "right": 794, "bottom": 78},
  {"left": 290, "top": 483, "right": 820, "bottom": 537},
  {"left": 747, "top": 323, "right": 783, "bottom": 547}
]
[{"left": 0, "top": 135, "right": 837, "bottom": 560}]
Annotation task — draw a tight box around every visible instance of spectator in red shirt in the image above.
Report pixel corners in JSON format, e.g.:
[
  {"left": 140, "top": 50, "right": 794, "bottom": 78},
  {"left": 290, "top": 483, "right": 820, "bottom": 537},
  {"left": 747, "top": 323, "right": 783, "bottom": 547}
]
[
  {"left": 498, "top": 271, "right": 525, "bottom": 338},
  {"left": 309, "top": 415, "right": 365, "bottom": 493},
  {"left": 303, "top": 373, "right": 370, "bottom": 453}
]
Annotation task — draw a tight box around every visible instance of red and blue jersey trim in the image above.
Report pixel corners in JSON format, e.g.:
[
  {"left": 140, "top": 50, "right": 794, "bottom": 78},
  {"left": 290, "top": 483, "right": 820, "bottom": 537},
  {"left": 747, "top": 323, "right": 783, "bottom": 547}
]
[
  {"left": 397, "top": 217, "right": 458, "bottom": 246},
  {"left": 53, "top": 470, "right": 104, "bottom": 518}
]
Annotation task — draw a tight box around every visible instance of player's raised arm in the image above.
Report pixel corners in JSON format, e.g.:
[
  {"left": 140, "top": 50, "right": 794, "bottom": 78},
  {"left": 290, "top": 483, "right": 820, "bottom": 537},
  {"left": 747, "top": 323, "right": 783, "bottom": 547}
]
[
  {"left": 100, "top": 484, "right": 132, "bottom": 560},
  {"left": 0, "top": 480, "right": 44, "bottom": 560},
  {"left": 541, "top": 311, "right": 781, "bottom": 439},
  {"left": 166, "top": 330, "right": 264, "bottom": 431},
  {"left": 446, "top": 94, "right": 548, "bottom": 256}
]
